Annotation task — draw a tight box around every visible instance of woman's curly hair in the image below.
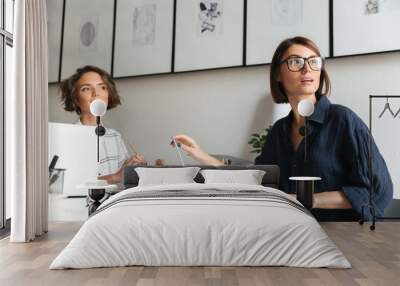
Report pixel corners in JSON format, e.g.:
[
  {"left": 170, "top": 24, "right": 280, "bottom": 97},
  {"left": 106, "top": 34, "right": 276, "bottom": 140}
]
[{"left": 60, "top": 65, "right": 121, "bottom": 114}]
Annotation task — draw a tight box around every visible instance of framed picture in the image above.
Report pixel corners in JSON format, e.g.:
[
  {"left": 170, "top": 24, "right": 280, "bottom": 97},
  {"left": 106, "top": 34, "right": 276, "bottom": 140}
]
[
  {"left": 60, "top": 0, "right": 114, "bottom": 79},
  {"left": 333, "top": 0, "right": 400, "bottom": 57},
  {"left": 46, "top": 0, "right": 64, "bottom": 83},
  {"left": 246, "top": 0, "right": 330, "bottom": 65},
  {"left": 174, "top": 0, "right": 244, "bottom": 72},
  {"left": 113, "top": 0, "right": 174, "bottom": 77}
]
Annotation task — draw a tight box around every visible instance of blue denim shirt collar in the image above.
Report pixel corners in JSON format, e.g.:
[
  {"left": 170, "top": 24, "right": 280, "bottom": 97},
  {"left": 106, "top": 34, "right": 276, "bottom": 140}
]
[
  {"left": 309, "top": 95, "right": 330, "bottom": 124},
  {"left": 283, "top": 95, "right": 331, "bottom": 132}
]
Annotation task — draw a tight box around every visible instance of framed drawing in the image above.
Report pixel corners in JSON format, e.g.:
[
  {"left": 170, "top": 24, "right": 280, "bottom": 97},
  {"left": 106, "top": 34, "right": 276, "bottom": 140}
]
[
  {"left": 113, "top": 0, "right": 174, "bottom": 77},
  {"left": 174, "top": 0, "right": 244, "bottom": 72},
  {"left": 246, "top": 0, "right": 330, "bottom": 65},
  {"left": 333, "top": 0, "right": 400, "bottom": 57},
  {"left": 60, "top": 0, "right": 114, "bottom": 79},
  {"left": 46, "top": 0, "right": 64, "bottom": 83}
]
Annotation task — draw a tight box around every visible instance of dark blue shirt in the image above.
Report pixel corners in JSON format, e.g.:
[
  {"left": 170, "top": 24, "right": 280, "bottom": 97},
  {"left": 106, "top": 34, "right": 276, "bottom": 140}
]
[{"left": 255, "top": 96, "right": 393, "bottom": 219}]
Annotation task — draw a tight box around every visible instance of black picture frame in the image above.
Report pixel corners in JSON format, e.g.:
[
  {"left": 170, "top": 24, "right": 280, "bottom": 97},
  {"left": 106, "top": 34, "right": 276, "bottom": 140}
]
[
  {"left": 332, "top": 0, "right": 400, "bottom": 57},
  {"left": 60, "top": 0, "right": 115, "bottom": 79},
  {"left": 112, "top": 0, "right": 175, "bottom": 78},
  {"left": 173, "top": 0, "right": 245, "bottom": 73},
  {"left": 46, "top": 0, "right": 400, "bottom": 80},
  {"left": 246, "top": 0, "right": 330, "bottom": 66}
]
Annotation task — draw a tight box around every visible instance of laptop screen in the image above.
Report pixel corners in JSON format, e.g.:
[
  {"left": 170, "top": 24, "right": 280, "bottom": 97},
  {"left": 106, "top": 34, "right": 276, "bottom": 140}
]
[{"left": 49, "top": 122, "right": 98, "bottom": 197}]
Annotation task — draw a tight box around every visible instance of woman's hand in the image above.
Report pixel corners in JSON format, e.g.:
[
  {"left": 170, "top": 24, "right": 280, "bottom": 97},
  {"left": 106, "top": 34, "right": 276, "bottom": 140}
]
[
  {"left": 172, "top": 134, "right": 224, "bottom": 166},
  {"left": 123, "top": 154, "right": 147, "bottom": 166},
  {"left": 99, "top": 154, "right": 147, "bottom": 184},
  {"left": 312, "top": 191, "right": 352, "bottom": 209}
]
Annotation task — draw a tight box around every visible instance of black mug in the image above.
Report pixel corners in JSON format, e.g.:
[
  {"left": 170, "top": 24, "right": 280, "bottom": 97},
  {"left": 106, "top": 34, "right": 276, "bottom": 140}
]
[{"left": 289, "top": 177, "right": 321, "bottom": 209}]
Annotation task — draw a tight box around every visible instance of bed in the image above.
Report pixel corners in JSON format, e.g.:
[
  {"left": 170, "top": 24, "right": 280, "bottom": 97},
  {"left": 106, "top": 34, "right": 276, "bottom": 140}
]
[{"left": 50, "top": 165, "right": 351, "bottom": 269}]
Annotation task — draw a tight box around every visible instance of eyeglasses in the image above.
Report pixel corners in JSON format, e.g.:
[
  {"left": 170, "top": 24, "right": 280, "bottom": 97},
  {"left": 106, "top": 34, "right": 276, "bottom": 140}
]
[{"left": 281, "top": 56, "right": 324, "bottom": 72}]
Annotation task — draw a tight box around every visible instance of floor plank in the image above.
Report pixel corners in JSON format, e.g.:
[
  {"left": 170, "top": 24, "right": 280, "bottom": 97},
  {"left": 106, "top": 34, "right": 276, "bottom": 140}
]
[{"left": 0, "top": 222, "right": 399, "bottom": 286}]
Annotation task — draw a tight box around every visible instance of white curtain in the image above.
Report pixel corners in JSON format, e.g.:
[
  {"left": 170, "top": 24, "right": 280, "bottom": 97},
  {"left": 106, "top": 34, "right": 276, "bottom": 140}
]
[{"left": 7, "top": 0, "right": 49, "bottom": 242}]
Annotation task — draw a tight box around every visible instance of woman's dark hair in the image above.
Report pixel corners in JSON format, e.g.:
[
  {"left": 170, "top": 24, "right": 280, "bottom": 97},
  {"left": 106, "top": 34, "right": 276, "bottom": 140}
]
[
  {"left": 270, "top": 36, "right": 331, "bottom": 103},
  {"left": 60, "top": 65, "right": 121, "bottom": 114}
]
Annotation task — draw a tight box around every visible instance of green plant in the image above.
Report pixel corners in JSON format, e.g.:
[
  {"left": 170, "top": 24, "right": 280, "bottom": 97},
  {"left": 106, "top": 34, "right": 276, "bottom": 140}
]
[{"left": 248, "top": 126, "right": 271, "bottom": 154}]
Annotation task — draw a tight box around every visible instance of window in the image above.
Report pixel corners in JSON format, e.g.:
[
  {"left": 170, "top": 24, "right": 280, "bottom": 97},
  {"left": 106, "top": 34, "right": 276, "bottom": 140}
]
[{"left": 1, "top": 0, "right": 14, "bottom": 232}]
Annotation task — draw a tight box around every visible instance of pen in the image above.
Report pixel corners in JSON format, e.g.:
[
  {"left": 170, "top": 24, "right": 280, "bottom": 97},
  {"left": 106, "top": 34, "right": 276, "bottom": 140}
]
[
  {"left": 128, "top": 143, "right": 138, "bottom": 156},
  {"left": 171, "top": 136, "right": 185, "bottom": 166}
]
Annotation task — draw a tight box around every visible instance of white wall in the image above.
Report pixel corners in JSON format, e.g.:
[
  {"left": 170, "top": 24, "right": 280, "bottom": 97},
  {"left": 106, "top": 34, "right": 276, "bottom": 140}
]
[{"left": 48, "top": 52, "right": 400, "bottom": 166}]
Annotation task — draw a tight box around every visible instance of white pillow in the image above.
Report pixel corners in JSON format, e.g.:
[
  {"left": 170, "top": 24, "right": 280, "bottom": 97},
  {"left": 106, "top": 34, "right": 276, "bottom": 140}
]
[
  {"left": 200, "top": 169, "right": 266, "bottom": 185},
  {"left": 136, "top": 167, "right": 200, "bottom": 186}
]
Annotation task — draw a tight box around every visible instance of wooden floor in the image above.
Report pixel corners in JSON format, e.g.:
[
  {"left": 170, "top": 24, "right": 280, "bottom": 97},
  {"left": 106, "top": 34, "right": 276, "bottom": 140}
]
[{"left": 0, "top": 222, "right": 399, "bottom": 286}]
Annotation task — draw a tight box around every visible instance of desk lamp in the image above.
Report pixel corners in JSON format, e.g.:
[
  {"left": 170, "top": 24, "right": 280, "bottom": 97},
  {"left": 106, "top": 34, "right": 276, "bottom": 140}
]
[
  {"left": 86, "top": 99, "right": 108, "bottom": 215},
  {"left": 90, "top": 99, "right": 107, "bottom": 166},
  {"left": 298, "top": 99, "right": 315, "bottom": 162},
  {"left": 289, "top": 99, "right": 320, "bottom": 209}
]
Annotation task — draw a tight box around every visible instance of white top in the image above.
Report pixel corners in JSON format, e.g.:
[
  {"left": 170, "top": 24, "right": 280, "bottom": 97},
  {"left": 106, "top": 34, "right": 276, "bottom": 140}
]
[
  {"left": 76, "top": 121, "right": 129, "bottom": 176},
  {"left": 289, "top": 176, "right": 322, "bottom": 181}
]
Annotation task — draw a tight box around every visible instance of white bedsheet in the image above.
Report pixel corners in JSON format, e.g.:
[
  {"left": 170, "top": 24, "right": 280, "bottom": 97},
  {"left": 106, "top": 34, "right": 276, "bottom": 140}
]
[{"left": 50, "top": 183, "right": 351, "bottom": 269}]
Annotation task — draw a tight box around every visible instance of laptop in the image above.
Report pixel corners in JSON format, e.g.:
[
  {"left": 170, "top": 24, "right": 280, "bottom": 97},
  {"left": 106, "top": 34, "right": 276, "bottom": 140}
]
[{"left": 48, "top": 122, "right": 98, "bottom": 197}]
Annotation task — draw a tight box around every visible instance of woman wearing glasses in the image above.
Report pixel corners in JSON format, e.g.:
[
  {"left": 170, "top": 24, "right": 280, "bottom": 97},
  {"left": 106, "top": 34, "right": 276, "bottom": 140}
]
[{"left": 173, "top": 36, "right": 393, "bottom": 221}]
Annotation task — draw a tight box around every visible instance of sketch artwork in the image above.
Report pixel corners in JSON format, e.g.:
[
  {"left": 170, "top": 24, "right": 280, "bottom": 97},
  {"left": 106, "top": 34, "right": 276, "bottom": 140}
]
[
  {"left": 271, "top": 0, "right": 303, "bottom": 27},
  {"left": 80, "top": 22, "right": 96, "bottom": 47},
  {"left": 79, "top": 16, "right": 98, "bottom": 51},
  {"left": 365, "top": 0, "right": 400, "bottom": 15},
  {"left": 132, "top": 4, "right": 156, "bottom": 46},
  {"left": 365, "top": 0, "right": 379, "bottom": 14},
  {"left": 198, "top": 0, "right": 223, "bottom": 35}
]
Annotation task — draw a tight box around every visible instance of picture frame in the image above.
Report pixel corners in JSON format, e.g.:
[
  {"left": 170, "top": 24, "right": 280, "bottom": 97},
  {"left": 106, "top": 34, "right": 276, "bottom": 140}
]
[
  {"left": 246, "top": 0, "right": 330, "bottom": 65},
  {"left": 174, "top": 0, "right": 244, "bottom": 72},
  {"left": 113, "top": 0, "right": 175, "bottom": 77},
  {"left": 333, "top": 0, "right": 400, "bottom": 57},
  {"left": 60, "top": 0, "right": 115, "bottom": 79},
  {"left": 46, "top": 0, "right": 64, "bottom": 83}
]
